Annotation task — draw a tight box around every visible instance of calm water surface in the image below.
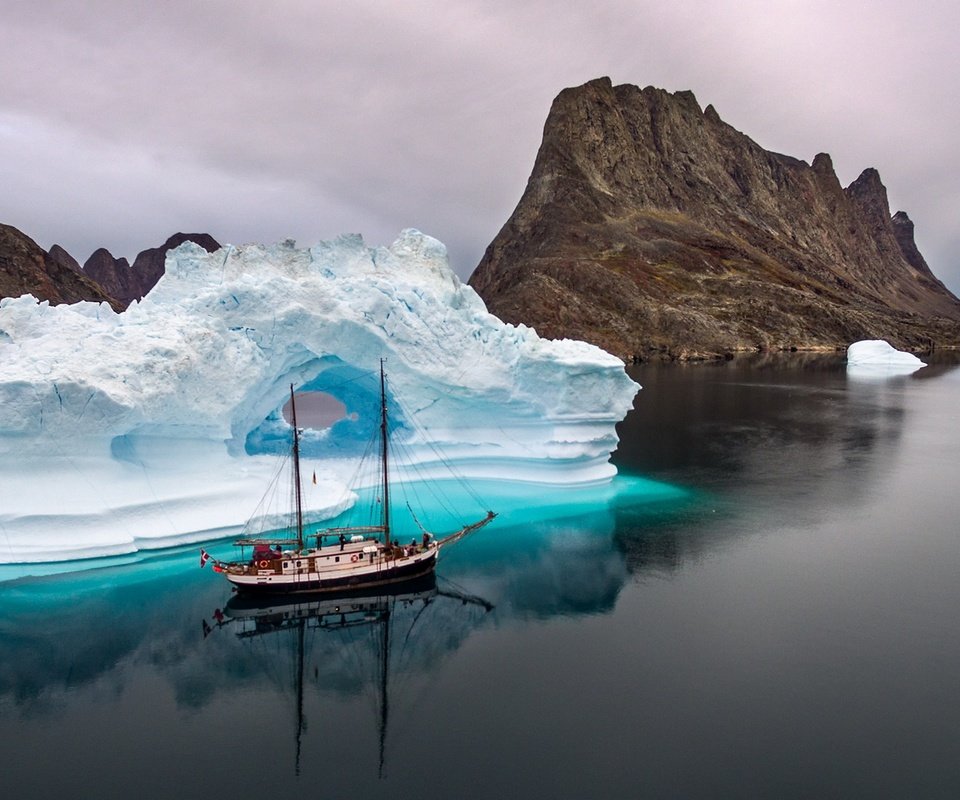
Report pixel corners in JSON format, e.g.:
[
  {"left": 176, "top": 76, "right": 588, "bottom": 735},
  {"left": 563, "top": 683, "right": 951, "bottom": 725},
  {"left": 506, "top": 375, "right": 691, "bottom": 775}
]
[{"left": 2, "top": 354, "right": 959, "bottom": 798}]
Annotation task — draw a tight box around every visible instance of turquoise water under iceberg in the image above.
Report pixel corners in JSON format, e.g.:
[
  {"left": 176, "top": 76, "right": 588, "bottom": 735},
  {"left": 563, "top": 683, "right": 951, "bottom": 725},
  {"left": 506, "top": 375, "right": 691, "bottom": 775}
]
[{"left": 0, "top": 472, "right": 696, "bottom": 592}]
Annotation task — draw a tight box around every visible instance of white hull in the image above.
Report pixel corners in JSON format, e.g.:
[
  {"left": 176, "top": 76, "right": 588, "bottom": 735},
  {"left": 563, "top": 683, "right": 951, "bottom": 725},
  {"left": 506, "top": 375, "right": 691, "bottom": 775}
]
[{"left": 217, "top": 538, "right": 438, "bottom": 595}]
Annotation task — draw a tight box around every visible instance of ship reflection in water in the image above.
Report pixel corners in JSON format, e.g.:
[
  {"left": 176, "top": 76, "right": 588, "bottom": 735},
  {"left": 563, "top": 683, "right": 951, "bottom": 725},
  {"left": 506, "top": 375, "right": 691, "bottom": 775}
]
[{"left": 205, "top": 575, "right": 494, "bottom": 779}]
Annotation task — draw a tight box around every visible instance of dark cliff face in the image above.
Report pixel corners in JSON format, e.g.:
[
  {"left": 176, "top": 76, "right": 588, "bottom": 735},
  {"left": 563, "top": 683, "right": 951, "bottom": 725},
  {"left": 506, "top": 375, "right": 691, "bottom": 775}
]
[
  {"left": 469, "top": 77, "right": 960, "bottom": 358},
  {"left": 0, "top": 225, "right": 120, "bottom": 310}
]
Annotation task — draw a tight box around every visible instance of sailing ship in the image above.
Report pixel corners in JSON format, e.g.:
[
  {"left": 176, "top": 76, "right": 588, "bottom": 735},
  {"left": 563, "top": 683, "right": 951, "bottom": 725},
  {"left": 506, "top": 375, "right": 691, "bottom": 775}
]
[{"left": 204, "top": 361, "right": 496, "bottom": 595}]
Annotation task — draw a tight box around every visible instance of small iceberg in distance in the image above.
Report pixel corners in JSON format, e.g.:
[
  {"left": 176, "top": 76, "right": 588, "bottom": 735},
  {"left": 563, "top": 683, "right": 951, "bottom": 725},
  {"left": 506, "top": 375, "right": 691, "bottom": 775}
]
[{"left": 846, "top": 339, "right": 927, "bottom": 378}]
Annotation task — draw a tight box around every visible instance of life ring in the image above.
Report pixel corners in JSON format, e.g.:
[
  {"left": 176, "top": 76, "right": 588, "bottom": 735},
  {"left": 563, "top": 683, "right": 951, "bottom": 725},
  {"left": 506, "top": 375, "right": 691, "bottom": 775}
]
[
  {"left": 351, "top": 554, "right": 359, "bottom": 562},
  {"left": 258, "top": 559, "right": 270, "bottom": 569}
]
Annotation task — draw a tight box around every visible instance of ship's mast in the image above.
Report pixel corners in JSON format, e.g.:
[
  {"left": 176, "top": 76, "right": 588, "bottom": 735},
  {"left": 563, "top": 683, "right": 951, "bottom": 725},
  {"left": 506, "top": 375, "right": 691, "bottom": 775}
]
[
  {"left": 290, "top": 383, "right": 304, "bottom": 550},
  {"left": 295, "top": 617, "right": 305, "bottom": 776},
  {"left": 378, "top": 599, "right": 392, "bottom": 778},
  {"left": 379, "top": 360, "right": 390, "bottom": 546}
]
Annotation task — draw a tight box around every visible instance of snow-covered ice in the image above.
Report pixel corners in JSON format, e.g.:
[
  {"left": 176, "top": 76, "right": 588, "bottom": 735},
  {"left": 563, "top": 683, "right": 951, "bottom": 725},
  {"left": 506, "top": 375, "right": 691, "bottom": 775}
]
[
  {"left": 846, "top": 339, "right": 927, "bottom": 378},
  {"left": 0, "top": 230, "right": 638, "bottom": 563}
]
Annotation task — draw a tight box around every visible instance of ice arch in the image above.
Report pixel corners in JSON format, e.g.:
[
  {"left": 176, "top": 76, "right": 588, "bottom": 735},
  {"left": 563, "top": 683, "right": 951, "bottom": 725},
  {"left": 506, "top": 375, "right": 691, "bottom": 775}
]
[{"left": 0, "top": 230, "right": 638, "bottom": 563}]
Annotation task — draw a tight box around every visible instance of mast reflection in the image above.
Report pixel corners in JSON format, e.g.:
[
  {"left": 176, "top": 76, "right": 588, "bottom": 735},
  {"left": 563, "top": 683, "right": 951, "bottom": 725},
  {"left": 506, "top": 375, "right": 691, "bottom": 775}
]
[{"left": 212, "top": 575, "right": 493, "bottom": 778}]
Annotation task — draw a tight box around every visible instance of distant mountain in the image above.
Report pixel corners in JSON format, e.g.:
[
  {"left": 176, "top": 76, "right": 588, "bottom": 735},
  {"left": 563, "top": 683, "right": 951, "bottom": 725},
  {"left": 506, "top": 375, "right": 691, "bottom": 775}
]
[
  {"left": 83, "top": 248, "right": 137, "bottom": 304},
  {"left": 0, "top": 227, "right": 222, "bottom": 311},
  {"left": 0, "top": 224, "right": 120, "bottom": 310},
  {"left": 469, "top": 78, "right": 960, "bottom": 359}
]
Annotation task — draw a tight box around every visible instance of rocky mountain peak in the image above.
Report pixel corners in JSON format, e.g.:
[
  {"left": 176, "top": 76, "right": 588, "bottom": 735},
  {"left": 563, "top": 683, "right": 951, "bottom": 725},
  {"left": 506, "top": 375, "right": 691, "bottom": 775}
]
[
  {"left": 470, "top": 79, "right": 960, "bottom": 359},
  {"left": 811, "top": 152, "right": 834, "bottom": 173},
  {"left": 846, "top": 167, "right": 891, "bottom": 220},
  {"left": 48, "top": 244, "right": 82, "bottom": 274},
  {"left": 83, "top": 248, "right": 136, "bottom": 305},
  {"left": 891, "top": 210, "right": 936, "bottom": 279},
  {"left": 84, "top": 247, "right": 130, "bottom": 271},
  {"left": 811, "top": 153, "right": 843, "bottom": 194}
]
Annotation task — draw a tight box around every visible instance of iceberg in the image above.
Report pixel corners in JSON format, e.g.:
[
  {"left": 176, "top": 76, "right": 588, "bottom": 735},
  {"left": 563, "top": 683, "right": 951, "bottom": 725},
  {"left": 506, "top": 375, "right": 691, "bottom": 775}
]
[
  {"left": 0, "top": 230, "right": 638, "bottom": 564},
  {"left": 846, "top": 339, "right": 927, "bottom": 378}
]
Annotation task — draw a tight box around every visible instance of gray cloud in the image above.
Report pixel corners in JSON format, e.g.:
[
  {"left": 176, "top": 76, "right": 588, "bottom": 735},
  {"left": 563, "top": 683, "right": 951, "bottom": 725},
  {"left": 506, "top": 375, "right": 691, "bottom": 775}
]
[{"left": 1, "top": 0, "right": 957, "bottom": 293}]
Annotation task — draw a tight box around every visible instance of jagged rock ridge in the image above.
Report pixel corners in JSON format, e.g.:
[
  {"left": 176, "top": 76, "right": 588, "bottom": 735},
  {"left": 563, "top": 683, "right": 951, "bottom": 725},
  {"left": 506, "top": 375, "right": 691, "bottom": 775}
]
[
  {"left": 0, "top": 228, "right": 221, "bottom": 310},
  {"left": 0, "top": 225, "right": 120, "bottom": 310},
  {"left": 469, "top": 77, "right": 960, "bottom": 358}
]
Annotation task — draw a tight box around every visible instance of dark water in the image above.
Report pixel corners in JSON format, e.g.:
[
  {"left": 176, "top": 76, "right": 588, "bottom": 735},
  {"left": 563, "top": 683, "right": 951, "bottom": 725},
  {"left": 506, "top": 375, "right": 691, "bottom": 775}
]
[{"left": 3, "top": 354, "right": 960, "bottom": 798}]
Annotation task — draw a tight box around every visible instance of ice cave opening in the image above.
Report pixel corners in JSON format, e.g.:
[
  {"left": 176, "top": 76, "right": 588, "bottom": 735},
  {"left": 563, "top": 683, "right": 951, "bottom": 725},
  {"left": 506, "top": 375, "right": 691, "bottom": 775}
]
[{"left": 244, "top": 364, "right": 409, "bottom": 459}]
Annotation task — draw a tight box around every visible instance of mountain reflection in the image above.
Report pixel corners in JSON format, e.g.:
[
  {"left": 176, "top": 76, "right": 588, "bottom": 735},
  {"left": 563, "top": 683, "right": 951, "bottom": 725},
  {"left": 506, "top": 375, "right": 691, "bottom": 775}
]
[
  {"left": 616, "top": 356, "right": 920, "bottom": 514},
  {"left": 608, "top": 354, "right": 960, "bottom": 577}
]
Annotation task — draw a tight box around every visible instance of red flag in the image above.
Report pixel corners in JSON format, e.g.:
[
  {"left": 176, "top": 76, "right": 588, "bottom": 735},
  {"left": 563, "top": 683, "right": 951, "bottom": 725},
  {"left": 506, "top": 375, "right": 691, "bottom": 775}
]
[{"left": 200, "top": 549, "right": 210, "bottom": 568}]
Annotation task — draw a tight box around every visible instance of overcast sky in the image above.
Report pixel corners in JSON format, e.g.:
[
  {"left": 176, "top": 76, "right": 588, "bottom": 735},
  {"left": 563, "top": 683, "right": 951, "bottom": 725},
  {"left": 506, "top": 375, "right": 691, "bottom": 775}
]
[{"left": 2, "top": 0, "right": 957, "bottom": 293}]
